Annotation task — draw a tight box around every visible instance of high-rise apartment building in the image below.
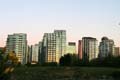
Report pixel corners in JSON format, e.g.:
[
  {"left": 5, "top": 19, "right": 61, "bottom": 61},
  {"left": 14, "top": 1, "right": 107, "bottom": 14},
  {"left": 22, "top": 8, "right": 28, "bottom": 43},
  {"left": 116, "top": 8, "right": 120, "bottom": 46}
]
[
  {"left": 78, "top": 40, "right": 82, "bottom": 60},
  {"left": 41, "top": 30, "right": 66, "bottom": 63},
  {"left": 31, "top": 44, "right": 39, "bottom": 64},
  {"left": 114, "top": 47, "right": 120, "bottom": 57},
  {"left": 38, "top": 41, "right": 42, "bottom": 64},
  {"left": 67, "top": 42, "right": 76, "bottom": 55},
  {"left": 82, "top": 37, "right": 98, "bottom": 61},
  {"left": 99, "top": 37, "right": 115, "bottom": 58},
  {"left": 27, "top": 45, "right": 31, "bottom": 63},
  {"left": 6, "top": 33, "right": 27, "bottom": 64},
  {"left": 54, "top": 30, "right": 66, "bottom": 57}
]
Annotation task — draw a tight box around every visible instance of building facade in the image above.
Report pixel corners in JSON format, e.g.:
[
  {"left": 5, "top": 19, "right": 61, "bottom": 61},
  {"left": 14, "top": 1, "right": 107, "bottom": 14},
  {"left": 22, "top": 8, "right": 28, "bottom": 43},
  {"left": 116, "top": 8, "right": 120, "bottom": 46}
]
[
  {"left": 82, "top": 37, "right": 98, "bottom": 61},
  {"left": 38, "top": 41, "right": 42, "bottom": 64},
  {"left": 41, "top": 30, "right": 66, "bottom": 63},
  {"left": 27, "top": 45, "right": 31, "bottom": 63},
  {"left": 114, "top": 47, "right": 120, "bottom": 57},
  {"left": 78, "top": 40, "right": 82, "bottom": 60},
  {"left": 31, "top": 44, "right": 39, "bottom": 64},
  {"left": 6, "top": 33, "right": 27, "bottom": 64},
  {"left": 99, "top": 37, "right": 115, "bottom": 58},
  {"left": 67, "top": 42, "right": 76, "bottom": 55}
]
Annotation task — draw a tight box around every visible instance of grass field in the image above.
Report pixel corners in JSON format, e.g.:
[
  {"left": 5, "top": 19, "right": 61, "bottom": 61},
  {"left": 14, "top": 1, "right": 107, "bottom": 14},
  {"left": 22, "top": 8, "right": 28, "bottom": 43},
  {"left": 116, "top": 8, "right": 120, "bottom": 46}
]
[{"left": 10, "top": 67, "right": 120, "bottom": 80}]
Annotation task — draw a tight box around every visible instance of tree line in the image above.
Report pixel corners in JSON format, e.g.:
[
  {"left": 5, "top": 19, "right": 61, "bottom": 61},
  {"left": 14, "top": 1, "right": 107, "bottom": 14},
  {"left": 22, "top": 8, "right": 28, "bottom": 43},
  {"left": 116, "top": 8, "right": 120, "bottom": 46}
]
[
  {"left": 59, "top": 54, "right": 120, "bottom": 67},
  {"left": 26, "top": 53, "right": 120, "bottom": 67}
]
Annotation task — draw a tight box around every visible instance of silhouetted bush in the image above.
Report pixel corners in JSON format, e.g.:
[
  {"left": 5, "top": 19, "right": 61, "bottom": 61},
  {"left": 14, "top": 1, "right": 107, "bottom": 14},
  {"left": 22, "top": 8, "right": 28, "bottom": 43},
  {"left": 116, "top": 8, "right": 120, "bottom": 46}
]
[
  {"left": 88, "top": 56, "right": 120, "bottom": 67},
  {"left": 42, "top": 62, "right": 58, "bottom": 66},
  {"left": 111, "top": 71, "right": 120, "bottom": 79},
  {"left": 59, "top": 54, "right": 79, "bottom": 66}
]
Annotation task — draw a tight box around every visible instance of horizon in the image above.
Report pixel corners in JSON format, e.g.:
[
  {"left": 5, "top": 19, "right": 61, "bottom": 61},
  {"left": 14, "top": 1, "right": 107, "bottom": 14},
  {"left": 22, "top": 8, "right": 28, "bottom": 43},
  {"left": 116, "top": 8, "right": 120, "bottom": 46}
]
[{"left": 0, "top": 0, "right": 120, "bottom": 47}]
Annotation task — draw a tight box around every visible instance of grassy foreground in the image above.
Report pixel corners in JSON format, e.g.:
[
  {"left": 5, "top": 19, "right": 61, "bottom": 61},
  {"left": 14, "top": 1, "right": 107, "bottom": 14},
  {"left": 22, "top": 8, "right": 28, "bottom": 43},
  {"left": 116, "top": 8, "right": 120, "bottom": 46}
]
[{"left": 10, "top": 67, "right": 120, "bottom": 80}]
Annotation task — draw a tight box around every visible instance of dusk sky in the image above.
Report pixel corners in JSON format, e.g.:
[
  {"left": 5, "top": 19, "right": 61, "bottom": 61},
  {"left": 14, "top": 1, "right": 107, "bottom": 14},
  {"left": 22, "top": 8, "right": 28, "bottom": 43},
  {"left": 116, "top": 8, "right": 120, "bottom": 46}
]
[{"left": 0, "top": 0, "right": 120, "bottom": 46}]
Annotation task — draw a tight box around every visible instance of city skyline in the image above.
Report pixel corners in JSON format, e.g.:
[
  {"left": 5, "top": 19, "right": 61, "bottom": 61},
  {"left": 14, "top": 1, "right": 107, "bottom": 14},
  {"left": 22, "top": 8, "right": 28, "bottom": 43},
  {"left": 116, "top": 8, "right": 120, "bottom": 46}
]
[
  {"left": 5, "top": 30, "right": 119, "bottom": 64},
  {"left": 0, "top": 0, "right": 120, "bottom": 46}
]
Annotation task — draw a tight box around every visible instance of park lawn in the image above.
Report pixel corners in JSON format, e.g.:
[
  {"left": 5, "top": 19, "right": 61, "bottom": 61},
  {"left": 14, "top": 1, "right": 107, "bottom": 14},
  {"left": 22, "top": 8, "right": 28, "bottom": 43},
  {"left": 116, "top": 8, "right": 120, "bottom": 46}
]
[{"left": 10, "top": 67, "right": 120, "bottom": 80}]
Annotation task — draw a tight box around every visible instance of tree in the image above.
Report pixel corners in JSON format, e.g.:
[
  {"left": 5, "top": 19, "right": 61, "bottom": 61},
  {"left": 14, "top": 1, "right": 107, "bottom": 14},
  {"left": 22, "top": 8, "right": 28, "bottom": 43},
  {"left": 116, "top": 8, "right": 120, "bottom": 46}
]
[
  {"left": 7, "top": 51, "right": 18, "bottom": 66},
  {"left": 0, "top": 48, "right": 9, "bottom": 80},
  {"left": 0, "top": 53, "right": 4, "bottom": 78},
  {"left": 59, "top": 54, "right": 79, "bottom": 66},
  {"left": 60, "top": 54, "right": 72, "bottom": 66},
  {"left": 0, "top": 51, "right": 19, "bottom": 80},
  {"left": 89, "top": 56, "right": 120, "bottom": 67}
]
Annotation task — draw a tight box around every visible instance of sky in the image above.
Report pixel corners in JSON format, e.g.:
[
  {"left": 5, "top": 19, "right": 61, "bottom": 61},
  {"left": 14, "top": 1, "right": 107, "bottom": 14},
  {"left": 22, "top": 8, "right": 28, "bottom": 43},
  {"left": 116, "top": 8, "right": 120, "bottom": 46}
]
[{"left": 0, "top": 0, "right": 120, "bottom": 47}]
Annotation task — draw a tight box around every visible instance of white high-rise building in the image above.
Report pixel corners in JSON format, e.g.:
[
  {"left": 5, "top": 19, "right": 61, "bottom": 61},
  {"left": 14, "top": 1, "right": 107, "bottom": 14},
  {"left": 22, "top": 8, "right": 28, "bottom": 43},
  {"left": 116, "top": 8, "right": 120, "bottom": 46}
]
[
  {"left": 6, "top": 33, "right": 27, "bottom": 64},
  {"left": 54, "top": 30, "right": 66, "bottom": 57},
  {"left": 99, "top": 37, "right": 115, "bottom": 58},
  {"left": 31, "top": 44, "right": 39, "bottom": 64},
  {"left": 41, "top": 30, "right": 66, "bottom": 63},
  {"left": 82, "top": 37, "right": 98, "bottom": 61}
]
